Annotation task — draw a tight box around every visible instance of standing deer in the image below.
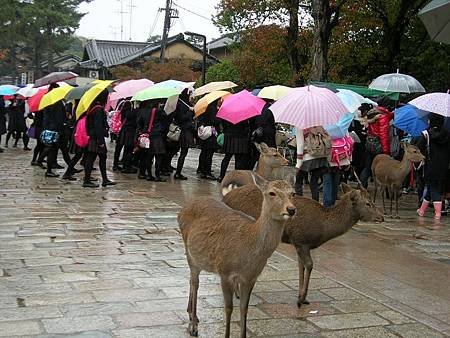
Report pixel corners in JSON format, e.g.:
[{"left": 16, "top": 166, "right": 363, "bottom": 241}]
[
  {"left": 372, "top": 143, "right": 424, "bottom": 218},
  {"left": 178, "top": 175, "right": 296, "bottom": 338},
  {"left": 222, "top": 183, "right": 382, "bottom": 307},
  {"left": 220, "top": 142, "right": 288, "bottom": 196}
]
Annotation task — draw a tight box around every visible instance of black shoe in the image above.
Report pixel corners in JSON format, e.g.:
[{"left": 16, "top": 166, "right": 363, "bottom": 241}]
[
  {"left": 217, "top": 177, "right": 223, "bottom": 183},
  {"left": 112, "top": 165, "right": 123, "bottom": 172},
  {"left": 83, "top": 181, "right": 99, "bottom": 188},
  {"left": 155, "top": 176, "right": 167, "bottom": 182},
  {"left": 72, "top": 168, "right": 83, "bottom": 174},
  {"left": 91, "top": 177, "right": 99, "bottom": 182},
  {"left": 37, "top": 162, "right": 47, "bottom": 169},
  {"left": 55, "top": 164, "right": 64, "bottom": 169},
  {"left": 147, "top": 176, "right": 155, "bottom": 181},
  {"left": 160, "top": 171, "right": 171, "bottom": 176},
  {"left": 201, "top": 173, "right": 217, "bottom": 180},
  {"left": 138, "top": 174, "right": 147, "bottom": 179},
  {"left": 174, "top": 173, "right": 187, "bottom": 180},
  {"left": 62, "top": 175, "right": 76, "bottom": 181},
  {"left": 23, "top": 147, "right": 32, "bottom": 151},
  {"left": 45, "top": 172, "right": 59, "bottom": 178},
  {"left": 122, "top": 168, "right": 138, "bottom": 174},
  {"left": 31, "top": 161, "right": 39, "bottom": 166},
  {"left": 102, "top": 180, "right": 117, "bottom": 187}
]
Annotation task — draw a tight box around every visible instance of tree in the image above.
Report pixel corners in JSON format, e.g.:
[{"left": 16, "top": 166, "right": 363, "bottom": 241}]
[
  {"left": 147, "top": 35, "right": 161, "bottom": 43},
  {"left": 205, "top": 60, "right": 240, "bottom": 84}
]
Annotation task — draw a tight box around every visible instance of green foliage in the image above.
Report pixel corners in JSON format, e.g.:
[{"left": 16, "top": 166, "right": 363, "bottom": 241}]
[{"left": 205, "top": 60, "right": 240, "bottom": 84}]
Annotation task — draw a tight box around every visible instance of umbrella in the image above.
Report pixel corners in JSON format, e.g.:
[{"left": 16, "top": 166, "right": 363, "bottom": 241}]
[
  {"left": 270, "top": 85, "right": 348, "bottom": 129},
  {"left": 336, "top": 89, "right": 377, "bottom": 113},
  {"left": 217, "top": 90, "right": 266, "bottom": 124},
  {"left": 38, "top": 85, "right": 74, "bottom": 111},
  {"left": 28, "top": 89, "right": 49, "bottom": 112},
  {"left": 16, "top": 84, "right": 40, "bottom": 98},
  {"left": 257, "top": 85, "right": 292, "bottom": 101},
  {"left": 34, "top": 71, "right": 78, "bottom": 88},
  {"left": 110, "top": 79, "right": 154, "bottom": 101},
  {"left": 0, "top": 85, "right": 18, "bottom": 96},
  {"left": 409, "top": 92, "right": 450, "bottom": 117},
  {"left": 419, "top": 0, "right": 450, "bottom": 44},
  {"left": 65, "top": 83, "right": 96, "bottom": 101},
  {"left": 153, "top": 79, "right": 195, "bottom": 90},
  {"left": 368, "top": 70, "right": 425, "bottom": 93},
  {"left": 324, "top": 112, "right": 355, "bottom": 139},
  {"left": 193, "top": 81, "right": 237, "bottom": 97},
  {"left": 393, "top": 104, "right": 429, "bottom": 136},
  {"left": 194, "top": 90, "right": 231, "bottom": 116},
  {"left": 131, "top": 86, "right": 181, "bottom": 102},
  {"left": 75, "top": 80, "right": 114, "bottom": 119},
  {"left": 251, "top": 88, "right": 262, "bottom": 96}
]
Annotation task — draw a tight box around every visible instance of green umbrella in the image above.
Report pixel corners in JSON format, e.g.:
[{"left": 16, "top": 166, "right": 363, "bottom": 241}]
[
  {"left": 131, "top": 86, "right": 181, "bottom": 102},
  {"left": 419, "top": 0, "right": 450, "bottom": 44},
  {"left": 65, "top": 83, "right": 95, "bottom": 101}
]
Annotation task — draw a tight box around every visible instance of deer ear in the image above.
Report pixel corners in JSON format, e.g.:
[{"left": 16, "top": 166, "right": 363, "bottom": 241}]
[
  {"left": 255, "top": 142, "right": 269, "bottom": 154},
  {"left": 284, "top": 173, "right": 296, "bottom": 187},
  {"left": 252, "top": 173, "right": 268, "bottom": 191},
  {"left": 341, "top": 183, "right": 353, "bottom": 194}
]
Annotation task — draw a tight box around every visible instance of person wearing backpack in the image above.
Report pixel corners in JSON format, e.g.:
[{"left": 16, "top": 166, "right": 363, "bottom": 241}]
[
  {"left": 83, "top": 89, "right": 115, "bottom": 188},
  {"left": 115, "top": 100, "right": 137, "bottom": 174},
  {"left": 295, "top": 127, "right": 330, "bottom": 201}
]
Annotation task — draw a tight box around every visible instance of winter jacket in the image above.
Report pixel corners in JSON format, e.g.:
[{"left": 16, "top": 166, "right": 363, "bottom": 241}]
[
  {"left": 43, "top": 101, "right": 65, "bottom": 132},
  {"left": 174, "top": 101, "right": 195, "bottom": 131},
  {"left": 86, "top": 106, "right": 108, "bottom": 140},
  {"left": 252, "top": 103, "right": 276, "bottom": 147},
  {"left": 137, "top": 107, "right": 169, "bottom": 138},
  {"left": 416, "top": 128, "right": 450, "bottom": 181},
  {"left": 367, "top": 107, "right": 393, "bottom": 155}
]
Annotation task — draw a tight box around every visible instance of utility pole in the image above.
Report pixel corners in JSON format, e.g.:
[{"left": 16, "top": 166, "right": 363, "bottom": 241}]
[
  {"left": 159, "top": 0, "right": 178, "bottom": 63},
  {"left": 185, "top": 32, "right": 207, "bottom": 85}
]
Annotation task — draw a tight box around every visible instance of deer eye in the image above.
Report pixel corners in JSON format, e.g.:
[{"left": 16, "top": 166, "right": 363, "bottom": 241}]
[{"left": 269, "top": 191, "right": 276, "bottom": 197}]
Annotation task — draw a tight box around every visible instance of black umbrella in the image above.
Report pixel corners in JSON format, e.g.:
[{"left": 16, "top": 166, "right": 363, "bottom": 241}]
[
  {"left": 65, "top": 83, "right": 95, "bottom": 101},
  {"left": 34, "top": 71, "right": 79, "bottom": 88}
]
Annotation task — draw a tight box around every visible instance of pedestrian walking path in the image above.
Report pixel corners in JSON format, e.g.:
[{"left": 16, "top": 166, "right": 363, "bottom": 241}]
[{"left": 0, "top": 145, "right": 449, "bottom": 337}]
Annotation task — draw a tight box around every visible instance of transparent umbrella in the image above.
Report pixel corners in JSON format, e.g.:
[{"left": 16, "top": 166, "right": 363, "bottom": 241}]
[
  {"left": 369, "top": 70, "right": 425, "bottom": 93},
  {"left": 419, "top": 0, "right": 450, "bottom": 44}
]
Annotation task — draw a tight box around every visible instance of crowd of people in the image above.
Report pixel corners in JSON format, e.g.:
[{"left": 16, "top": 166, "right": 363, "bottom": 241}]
[{"left": 1, "top": 84, "right": 449, "bottom": 222}]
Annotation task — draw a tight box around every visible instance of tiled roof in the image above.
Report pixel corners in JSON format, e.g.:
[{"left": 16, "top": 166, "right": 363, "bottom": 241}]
[{"left": 207, "top": 34, "right": 237, "bottom": 50}]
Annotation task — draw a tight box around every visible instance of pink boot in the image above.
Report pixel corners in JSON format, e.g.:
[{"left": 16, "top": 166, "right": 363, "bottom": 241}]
[
  {"left": 417, "top": 200, "right": 429, "bottom": 217},
  {"left": 433, "top": 201, "right": 442, "bottom": 220}
]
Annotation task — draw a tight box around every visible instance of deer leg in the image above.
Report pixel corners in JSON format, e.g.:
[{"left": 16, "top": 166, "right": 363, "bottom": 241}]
[
  {"left": 373, "top": 178, "right": 378, "bottom": 203},
  {"left": 187, "top": 267, "right": 201, "bottom": 337},
  {"left": 233, "top": 279, "right": 240, "bottom": 299},
  {"left": 395, "top": 188, "right": 400, "bottom": 218},
  {"left": 220, "top": 276, "right": 234, "bottom": 338},
  {"left": 297, "top": 247, "right": 313, "bottom": 307},
  {"left": 381, "top": 187, "right": 387, "bottom": 215},
  {"left": 389, "top": 188, "right": 394, "bottom": 217},
  {"left": 239, "top": 280, "right": 256, "bottom": 338},
  {"left": 296, "top": 248, "right": 309, "bottom": 307}
]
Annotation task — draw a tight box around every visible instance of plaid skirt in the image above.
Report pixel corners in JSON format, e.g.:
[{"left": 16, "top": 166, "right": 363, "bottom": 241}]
[
  {"left": 149, "top": 137, "right": 166, "bottom": 154},
  {"left": 179, "top": 129, "right": 196, "bottom": 148},
  {"left": 223, "top": 135, "right": 249, "bottom": 154},
  {"left": 87, "top": 138, "right": 107, "bottom": 154}
]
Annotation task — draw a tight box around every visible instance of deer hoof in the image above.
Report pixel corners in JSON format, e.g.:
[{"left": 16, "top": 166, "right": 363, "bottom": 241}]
[
  {"left": 297, "top": 298, "right": 309, "bottom": 308},
  {"left": 188, "top": 323, "right": 198, "bottom": 337},
  {"left": 394, "top": 215, "right": 400, "bottom": 219}
]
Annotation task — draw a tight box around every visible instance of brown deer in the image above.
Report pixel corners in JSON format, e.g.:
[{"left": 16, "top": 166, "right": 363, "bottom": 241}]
[
  {"left": 372, "top": 143, "right": 424, "bottom": 218},
  {"left": 178, "top": 175, "right": 296, "bottom": 338},
  {"left": 220, "top": 142, "right": 288, "bottom": 196},
  {"left": 222, "top": 182, "right": 382, "bottom": 308}
]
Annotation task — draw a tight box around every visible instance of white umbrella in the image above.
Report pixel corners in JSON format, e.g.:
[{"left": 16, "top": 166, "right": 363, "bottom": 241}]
[
  {"left": 419, "top": 0, "right": 450, "bottom": 44},
  {"left": 193, "top": 81, "right": 237, "bottom": 97},
  {"left": 409, "top": 92, "right": 450, "bottom": 117},
  {"left": 369, "top": 70, "right": 425, "bottom": 93},
  {"left": 17, "top": 84, "right": 39, "bottom": 98}
]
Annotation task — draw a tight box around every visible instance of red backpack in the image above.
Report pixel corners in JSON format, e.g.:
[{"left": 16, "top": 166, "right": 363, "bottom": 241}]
[{"left": 330, "top": 135, "right": 354, "bottom": 167}]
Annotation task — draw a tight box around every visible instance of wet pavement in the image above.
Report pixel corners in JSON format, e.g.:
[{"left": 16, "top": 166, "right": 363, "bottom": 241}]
[{"left": 0, "top": 141, "right": 449, "bottom": 337}]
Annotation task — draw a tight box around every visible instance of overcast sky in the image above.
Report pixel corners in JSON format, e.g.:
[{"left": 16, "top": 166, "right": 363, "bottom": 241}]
[{"left": 76, "top": 0, "right": 223, "bottom": 42}]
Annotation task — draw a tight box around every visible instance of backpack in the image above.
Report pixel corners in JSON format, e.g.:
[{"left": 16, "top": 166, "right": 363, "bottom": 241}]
[
  {"left": 390, "top": 125, "right": 401, "bottom": 158},
  {"left": 109, "top": 101, "right": 127, "bottom": 135},
  {"left": 330, "top": 135, "right": 354, "bottom": 167},
  {"left": 74, "top": 117, "right": 89, "bottom": 148},
  {"left": 305, "top": 126, "right": 331, "bottom": 157}
]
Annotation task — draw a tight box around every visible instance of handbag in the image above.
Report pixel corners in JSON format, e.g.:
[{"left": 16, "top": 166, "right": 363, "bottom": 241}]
[
  {"left": 40, "top": 130, "right": 60, "bottom": 146},
  {"left": 365, "top": 135, "right": 382, "bottom": 155},
  {"left": 27, "top": 126, "right": 36, "bottom": 139},
  {"left": 198, "top": 125, "right": 213, "bottom": 140},
  {"left": 167, "top": 123, "right": 181, "bottom": 142},
  {"left": 137, "top": 108, "right": 156, "bottom": 149}
]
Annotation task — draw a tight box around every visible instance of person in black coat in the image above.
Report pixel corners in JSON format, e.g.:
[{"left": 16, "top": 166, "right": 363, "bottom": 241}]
[
  {"left": 173, "top": 89, "right": 195, "bottom": 180},
  {"left": 218, "top": 118, "right": 251, "bottom": 182},
  {"left": 0, "top": 96, "right": 6, "bottom": 153},
  {"left": 197, "top": 100, "right": 220, "bottom": 179},
  {"left": 112, "top": 100, "right": 137, "bottom": 173},
  {"left": 416, "top": 113, "right": 450, "bottom": 221},
  {"left": 5, "top": 96, "right": 30, "bottom": 150},
  {"left": 136, "top": 100, "right": 168, "bottom": 182},
  {"left": 30, "top": 111, "right": 45, "bottom": 165},
  {"left": 83, "top": 89, "right": 115, "bottom": 188}
]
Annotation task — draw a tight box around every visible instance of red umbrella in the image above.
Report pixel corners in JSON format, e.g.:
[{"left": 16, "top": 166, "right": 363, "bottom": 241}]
[
  {"left": 34, "top": 71, "right": 78, "bottom": 88},
  {"left": 28, "top": 89, "right": 49, "bottom": 112}
]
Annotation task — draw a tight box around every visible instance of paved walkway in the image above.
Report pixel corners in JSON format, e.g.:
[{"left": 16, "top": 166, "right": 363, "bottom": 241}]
[{"left": 0, "top": 142, "right": 449, "bottom": 337}]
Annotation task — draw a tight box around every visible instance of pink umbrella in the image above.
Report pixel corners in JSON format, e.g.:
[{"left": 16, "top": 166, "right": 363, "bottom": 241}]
[
  {"left": 107, "top": 79, "right": 154, "bottom": 110},
  {"left": 409, "top": 92, "right": 450, "bottom": 117},
  {"left": 270, "top": 85, "right": 348, "bottom": 129},
  {"left": 217, "top": 90, "right": 266, "bottom": 124}
]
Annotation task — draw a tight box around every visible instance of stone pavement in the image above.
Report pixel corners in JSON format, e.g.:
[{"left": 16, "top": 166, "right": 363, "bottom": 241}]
[{"left": 0, "top": 142, "right": 449, "bottom": 337}]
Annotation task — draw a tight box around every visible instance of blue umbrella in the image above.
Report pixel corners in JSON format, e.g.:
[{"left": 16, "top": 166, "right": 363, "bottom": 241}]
[
  {"left": 325, "top": 112, "right": 355, "bottom": 139},
  {"left": 393, "top": 104, "right": 428, "bottom": 137},
  {"left": 0, "top": 85, "right": 18, "bottom": 96}
]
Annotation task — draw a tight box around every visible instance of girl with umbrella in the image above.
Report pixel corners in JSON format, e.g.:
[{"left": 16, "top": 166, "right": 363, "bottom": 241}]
[
  {"left": 5, "top": 95, "right": 30, "bottom": 150},
  {"left": 0, "top": 96, "right": 6, "bottom": 153}
]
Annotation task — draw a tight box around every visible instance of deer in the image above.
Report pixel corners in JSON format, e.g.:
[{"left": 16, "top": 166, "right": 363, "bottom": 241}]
[
  {"left": 220, "top": 142, "right": 288, "bottom": 196},
  {"left": 222, "top": 182, "right": 383, "bottom": 308},
  {"left": 372, "top": 142, "right": 425, "bottom": 218},
  {"left": 178, "top": 175, "right": 296, "bottom": 338}
]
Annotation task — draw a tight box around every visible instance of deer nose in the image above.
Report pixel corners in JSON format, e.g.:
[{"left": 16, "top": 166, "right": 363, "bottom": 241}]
[{"left": 286, "top": 206, "right": 296, "bottom": 216}]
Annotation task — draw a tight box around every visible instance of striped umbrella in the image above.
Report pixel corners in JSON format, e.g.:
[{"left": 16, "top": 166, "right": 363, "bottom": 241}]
[{"left": 270, "top": 85, "right": 348, "bottom": 129}]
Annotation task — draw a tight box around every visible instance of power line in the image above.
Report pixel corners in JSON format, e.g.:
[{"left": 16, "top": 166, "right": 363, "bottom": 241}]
[
  {"left": 172, "top": 2, "right": 211, "bottom": 21},
  {"left": 148, "top": 10, "right": 161, "bottom": 38}
]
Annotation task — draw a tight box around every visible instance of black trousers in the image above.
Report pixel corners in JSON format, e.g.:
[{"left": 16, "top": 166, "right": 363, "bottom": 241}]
[
  {"left": 176, "top": 147, "right": 189, "bottom": 175},
  {"left": 64, "top": 151, "right": 83, "bottom": 177},
  {"left": 294, "top": 169, "right": 308, "bottom": 196},
  {"left": 84, "top": 152, "right": 107, "bottom": 182},
  {"left": 113, "top": 141, "right": 123, "bottom": 167},
  {"left": 6, "top": 131, "right": 29, "bottom": 148},
  {"left": 309, "top": 168, "right": 323, "bottom": 202},
  {"left": 219, "top": 153, "right": 246, "bottom": 179},
  {"left": 32, "top": 140, "right": 45, "bottom": 162},
  {"left": 198, "top": 148, "right": 215, "bottom": 174}
]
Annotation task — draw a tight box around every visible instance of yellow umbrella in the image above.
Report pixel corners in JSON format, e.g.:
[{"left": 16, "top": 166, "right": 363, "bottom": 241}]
[
  {"left": 194, "top": 90, "right": 231, "bottom": 116},
  {"left": 38, "top": 85, "right": 74, "bottom": 110},
  {"left": 193, "top": 81, "right": 237, "bottom": 97},
  {"left": 76, "top": 80, "right": 114, "bottom": 119},
  {"left": 257, "top": 85, "right": 292, "bottom": 101}
]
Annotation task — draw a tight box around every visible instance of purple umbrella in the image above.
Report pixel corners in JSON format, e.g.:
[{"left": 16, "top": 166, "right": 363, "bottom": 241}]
[{"left": 34, "top": 71, "right": 78, "bottom": 88}]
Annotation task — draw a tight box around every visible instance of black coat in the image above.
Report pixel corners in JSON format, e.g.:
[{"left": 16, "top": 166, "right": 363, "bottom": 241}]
[
  {"left": 0, "top": 99, "right": 6, "bottom": 135},
  {"left": 8, "top": 101, "right": 27, "bottom": 132},
  {"left": 174, "top": 101, "right": 195, "bottom": 131},
  {"left": 198, "top": 104, "right": 220, "bottom": 150},
  {"left": 252, "top": 103, "right": 276, "bottom": 147},
  {"left": 86, "top": 106, "right": 108, "bottom": 141},
  {"left": 416, "top": 128, "right": 450, "bottom": 181},
  {"left": 137, "top": 107, "right": 169, "bottom": 139},
  {"left": 43, "top": 101, "right": 65, "bottom": 132}
]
